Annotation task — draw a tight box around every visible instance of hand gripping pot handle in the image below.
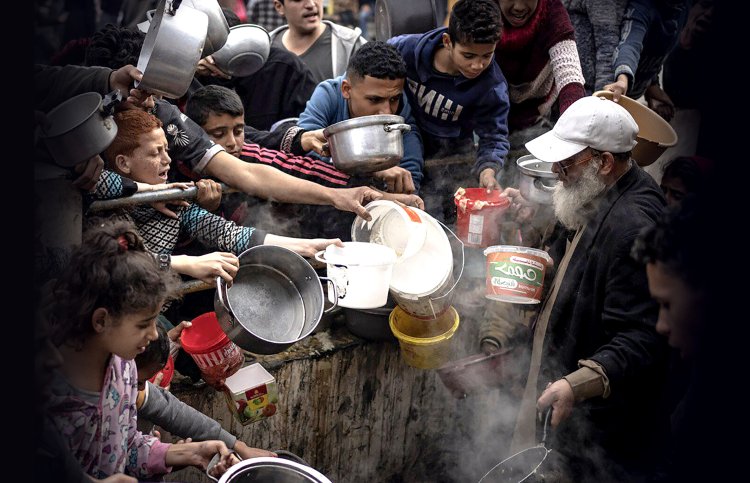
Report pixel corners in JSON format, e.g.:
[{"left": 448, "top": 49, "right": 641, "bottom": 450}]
[{"left": 383, "top": 123, "right": 411, "bottom": 133}]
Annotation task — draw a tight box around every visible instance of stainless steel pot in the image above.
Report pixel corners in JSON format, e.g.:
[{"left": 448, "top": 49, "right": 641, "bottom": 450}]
[
  {"left": 217, "top": 457, "right": 332, "bottom": 483},
  {"left": 323, "top": 114, "right": 411, "bottom": 174},
  {"left": 136, "top": 0, "right": 209, "bottom": 98},
  {"left": 342, "top": 294, "right": 397, "bottom": 341},
  {"left": 211, "top": 24, "right": 270, "bottom": 77},
  {"left": 516, "top": 154, "right": 557, "bottom": 205},
  {"left": 375, "top": 0, "right": 443, "bottom": 41},
  {"left": 181, "top": 0, "right": 229, "bottom": 56},
  {"left": 38, "top": 91, "right": 120, "bottom": 167},
  {"left": 214, "top": 245, "right": 337, "bottom": 354}
]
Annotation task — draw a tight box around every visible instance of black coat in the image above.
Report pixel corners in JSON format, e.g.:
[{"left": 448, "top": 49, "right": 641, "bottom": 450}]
[{"left": 539, "top": 165, "right": 671, "bottom": 478}]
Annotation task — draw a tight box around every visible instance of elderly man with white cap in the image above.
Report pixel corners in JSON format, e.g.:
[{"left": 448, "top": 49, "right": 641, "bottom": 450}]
[{"left": 480, "top": 96, "right": 670, "bottom": 481}]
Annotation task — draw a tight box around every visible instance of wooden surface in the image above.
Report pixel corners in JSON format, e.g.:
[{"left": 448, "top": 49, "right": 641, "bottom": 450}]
[{"left": 164, "top": 286, "right": 523, "bottom": 482}]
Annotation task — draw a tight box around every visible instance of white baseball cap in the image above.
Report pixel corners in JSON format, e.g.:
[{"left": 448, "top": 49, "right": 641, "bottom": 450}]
[{"left": 525, "top": 96, "right": 639, "bottom": 163}]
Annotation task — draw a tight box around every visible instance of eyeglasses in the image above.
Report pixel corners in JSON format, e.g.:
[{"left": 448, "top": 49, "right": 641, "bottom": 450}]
[{"left": 557, "top": 150, "right": 598, "bottom": 177}]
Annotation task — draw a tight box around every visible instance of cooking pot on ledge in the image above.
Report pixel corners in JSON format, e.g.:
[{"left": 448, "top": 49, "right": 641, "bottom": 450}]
[{"left": 323, "top": 114, "right": 411, "bottom": 174}]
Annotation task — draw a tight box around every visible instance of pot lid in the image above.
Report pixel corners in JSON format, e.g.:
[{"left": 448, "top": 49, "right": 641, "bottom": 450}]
[
  {"left": 40, "top": 92, "right": 104, "bottom": 138},
  {"left": 323, "top": 114, "right": 405, "bottom": 136}
]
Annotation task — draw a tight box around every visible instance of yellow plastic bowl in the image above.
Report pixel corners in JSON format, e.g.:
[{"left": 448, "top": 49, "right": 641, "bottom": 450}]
[{"left": 389, "top": 305, "right": 459, "bottom": 369}]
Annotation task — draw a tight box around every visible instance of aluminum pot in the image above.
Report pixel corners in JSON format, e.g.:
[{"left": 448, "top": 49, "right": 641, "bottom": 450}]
[
  {"left": 211, "top": 24, "right": 271, "bottom": 77},
  {"left": 214, "top": 245, "right": 337, "bottom": 354},
  {"left": 342, "top": 293, "right": 397, "bottom": 341},
  {"left": 323, "top": 114, "right": 411, "bottom": 174},
  {"left": 517, "top": 154, "right": 557, "bottom": 205},
  {"left": 136, "top": 0, "right": 208, "bottom": 98},
  {"left": 39, "top": 91, "right": 120, "bottom": 167},
  {"left": 216, "top": 457, "right": 332, "bottom": 483},
  {"left": 181, "top": 0, "right": 229, "bottom": 56}
]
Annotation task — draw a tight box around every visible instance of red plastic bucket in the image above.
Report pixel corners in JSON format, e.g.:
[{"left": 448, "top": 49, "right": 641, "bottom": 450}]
[
  {"left": 180, "top": 312, "right": 244, "bottom": 387},
  {"left": 483, "top": 245, "right": 553, "bottom": 304},
  {"left": 454, "top": 188, "right": 510, "bottom": 248},
  {"left": 148, "top": 354, "right": 175, "bottom": 388}
]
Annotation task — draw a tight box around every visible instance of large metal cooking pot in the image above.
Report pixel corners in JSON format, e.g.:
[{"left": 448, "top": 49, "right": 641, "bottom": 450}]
[
  {"left": 211, "top": 24, "right": 271, "bottom": 77},
  {"left": 181, "top": 0, "right": 229, "bottom": 56},
  {"left": 323, "top": 114, "right": 411, "bottom": 174},
  {"left": 38, "top": 91, "right": 120, "bottom": 167},
  {"left": 375, "top": 0, "right": 444, "bottom": 41},
  {"left": 516, "top": 154, "right": 557, "bottom": 205},
  {"left": 214, "top": 245, "right": 337, "bottom": 354},
  {"left": 136, "top": 0, "right": 209, "bottom": 98},
  {"left": 216, "top": 457, "right": 332, "bottom": 483},
  {"left": 342, "top": 293, "right": 397, "bottom": 341}
]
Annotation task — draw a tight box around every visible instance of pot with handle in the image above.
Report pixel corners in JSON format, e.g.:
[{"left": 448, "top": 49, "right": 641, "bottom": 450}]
[
  {"left": 211, "top": 24, "right": 271, "bottom": 77},
  {"left": 214, "top": 245, "right": 337, "bottom": 355},
  {"left": 136, "top": 0, "right": 209, "bottom": 99},
  {"left": 516, "top": 155, "right": 557, "bottom": 205},
  {"left": 180, "top": 0, "right": 230, "bottom": 56},
  {"left": 323, "top": 114, "right": 412, "bottom": 174},
  {"left": 38, "top": 90, "right": 121, "bottom": 167},
  {"left": 208, "top": 455, "right": 333, "bottom": 483},
  {"left": 375, "top": 0, "right": 444, "bottom": 41}
]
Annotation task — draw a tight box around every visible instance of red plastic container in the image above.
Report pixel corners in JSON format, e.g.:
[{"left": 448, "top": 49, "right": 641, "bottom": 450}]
[
  {"left": 454, "top": 188, "right": 510, "bottom": 248},
  {"left": 148, "top": 354, "right": 175, "bottom": 388},
  {"left": 180, "top": 312, "right": 244, "bottom": 387}
]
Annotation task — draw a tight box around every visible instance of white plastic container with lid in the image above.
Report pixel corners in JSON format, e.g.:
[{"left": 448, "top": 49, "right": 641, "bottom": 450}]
[{"left": 351, "top": 200, "right": 427, "bottom": 261}]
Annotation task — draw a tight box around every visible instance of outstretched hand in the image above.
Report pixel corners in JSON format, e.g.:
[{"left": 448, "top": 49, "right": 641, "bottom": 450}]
[{"left": 330, "top": 186, "right": 384, "bottom": 220}]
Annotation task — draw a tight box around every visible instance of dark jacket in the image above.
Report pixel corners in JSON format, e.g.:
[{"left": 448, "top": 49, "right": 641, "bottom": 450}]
[
  {"left": 388, "top": 27, "right": 511, "bottom": 176},
  {"left": 540, "top": 165, "right": 670, "bottom": 476}
]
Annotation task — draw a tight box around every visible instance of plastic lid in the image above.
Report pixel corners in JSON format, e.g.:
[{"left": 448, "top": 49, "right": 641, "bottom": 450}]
[
  {"left": 454, "top": 187, "right": 510, "bottom": 210},
  {"left": 483, "top": 245, "right": 553, "bottom": 265},
  {"left": 180, "top": 312, "right": 230, "bottom": 354},
  {"left": 224, "top": 363, "right": 275, "bottom": 394},
  {"left": 148, "top": 354, "right": 174, "bottom": 388}
]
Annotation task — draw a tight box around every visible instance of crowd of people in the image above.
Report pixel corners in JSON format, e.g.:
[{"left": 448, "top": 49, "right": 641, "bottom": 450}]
[{"left": 34, "top": 0, "right": 729, "bottom": 481}]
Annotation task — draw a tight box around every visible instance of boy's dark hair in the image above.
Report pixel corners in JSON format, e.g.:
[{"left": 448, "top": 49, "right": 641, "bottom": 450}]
[
  {"left": 50, "top": 218, "right": 182, "bottom": 349},
  {"left": 448, "top": 0, "right": 502, "bottom": 45},
  {"left": 186, "top": 85, "right": 245, "bottom": 127},
  {"left": 135, "top": 324, "right": 170, "bottom": 370},
  {"left": 222, "top": 7, "right": 242, "bottom": 27},
  {"left": 84, "top": 24, "right": 145, "bottom": 68},
  {"left": 347, "top": 41, "right": 407, "bottom": 82},
  {"left": 662, "top": 156, "right": 705, "bottom": 195}
]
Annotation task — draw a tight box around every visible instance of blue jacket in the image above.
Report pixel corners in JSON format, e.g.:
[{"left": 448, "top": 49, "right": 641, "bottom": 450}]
[
  {"left": 613, "top": 0, "right": 689, "bottom": 99},
  {"left": 388, "top": 27, "right": 510, "bottom": 176},
  {"left": 298, "top": 75, "right": 424, "bottom": 191}
]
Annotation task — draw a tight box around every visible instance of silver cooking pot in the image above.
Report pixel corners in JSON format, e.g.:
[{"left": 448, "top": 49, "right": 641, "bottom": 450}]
[
  {"left": 215, "top": 456, "right": 332, "bottom": 483},
  {"left": 214, "top": 245, "right": 337, "bottom": 355},
  {"left": 516, "top": 154, "right": 557, "bottom": 205},
  {"left": 38, "top": 91, "right": 120, "bottom": 168},
  {"left": 181, "top": 0, "right": 229, "bottom": 56},
  {"left": 211, "top": 24, "right": 271, "bottom": 77},
  {"left": 136, "top": 0, "right": 208, "bottom": 98},
  {"left": 323, "top": 114, "right": 411, "bottom": 174}
]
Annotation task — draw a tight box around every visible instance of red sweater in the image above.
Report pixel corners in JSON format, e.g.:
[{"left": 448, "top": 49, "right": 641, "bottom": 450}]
[{"left": 495, "top": 0, "right": 585, "bottom": 130}]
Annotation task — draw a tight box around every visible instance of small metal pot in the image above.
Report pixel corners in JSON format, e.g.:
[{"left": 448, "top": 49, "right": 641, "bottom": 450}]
[
  {"left": 136, "top": 0, "right": 208, "bottom": 98},
  {"left": 39, "top": 91, "right": 120, "bottom": 167},
  {"left": 181, "top": 0, "right": 229, "bottom": 56},
  {"left": 516, "top": 154, "right": 557, "bottom": 205},
  {"left": 216, "top": 457, "right": 332, "bottom": 483},
  {"left": 211, "top": 24, "right": 271, "bottom": 77},
  {"left": 214, "top": 245, "right": 337, "bottom": 354},
  {"left": 323, "top": 114, "right": 411, "bottom": 174},
  {"left": 342, "top": 294, "right": 397, "bottom": 341}
]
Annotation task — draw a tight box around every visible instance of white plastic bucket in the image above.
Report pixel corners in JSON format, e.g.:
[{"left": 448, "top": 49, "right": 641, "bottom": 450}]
[
  {"left": 351, "top": 200, "right": 428, "bottom": 261},
  {"left": 315, "top": 242, "right": 397, "bottom": 309}
]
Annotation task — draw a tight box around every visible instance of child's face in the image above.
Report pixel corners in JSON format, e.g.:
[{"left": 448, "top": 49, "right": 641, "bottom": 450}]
[
  {"left": 499, "top": 0, "right": 539, "bottom": 28},
  {"left": 102, "top": 307, "right": 161, "bottom": 361},
  {"left": 660, "top": 176, "right": 688, "bottom": 207},
  {"left": 444, "top": 37, "right": 496, "bottom": 79},
  {"left": 202, "top": 112, "right": 246, "bottom": 158},
  {"left": 342, "top": 75, "right": 404, "bottom": 118},
  {"left": 118, "top": 128, "right": 171, "bottom": 185}
]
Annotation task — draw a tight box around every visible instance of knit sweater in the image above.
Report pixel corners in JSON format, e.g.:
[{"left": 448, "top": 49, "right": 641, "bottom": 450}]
[{"left": 495, "top": 0, "right": 586, "bottom": 130}]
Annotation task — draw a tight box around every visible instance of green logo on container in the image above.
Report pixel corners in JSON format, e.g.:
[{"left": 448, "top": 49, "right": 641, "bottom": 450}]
[{"left": 490, "top": 262, "right": 543, "bottom": 287}]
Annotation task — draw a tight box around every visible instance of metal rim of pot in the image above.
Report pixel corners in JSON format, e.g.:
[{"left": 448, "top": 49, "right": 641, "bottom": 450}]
[
  {"left": 211, "top": 24, "right": 271, "bottom": 77},
  {"left": 136, "top": 0, "right": 209, "bottom": 99},
  {"left": 478, "top": 409, "right": 553, "bottom": 483},
  {"left": 214, "top": 245, "right": 338, "bottom": 354},
  {"left": 516, "top": 154, "right": 557, "bottom": 205},
  {"left": 180, "top": 0, "right": 230, "bottom": 56},
  {"left": 322, "top": 114, "right": 409, "bottom": 136},
  {"left": 38, "top": 91, "right": 121, "bottom": 168},
  {"left": 216, "top": 456, "right": 333, "bottom": 483}
]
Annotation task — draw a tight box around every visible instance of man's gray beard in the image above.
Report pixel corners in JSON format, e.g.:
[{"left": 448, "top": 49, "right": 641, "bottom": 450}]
[{"left": 552, "top": 159, "right": 606, "bottom": 230}]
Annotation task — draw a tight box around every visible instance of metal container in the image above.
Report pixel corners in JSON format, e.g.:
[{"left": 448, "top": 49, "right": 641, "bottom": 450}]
[
  {"left": 211, "top": 24, "right": 271, "bottom": 77},
  {"left": 214, "top": 245, "right": 337, "bottom": 354},
  {"left": 375, "top": 0, "right": 443, "bottom": 41},
  {"left": 323, "top": 114, "right": 411, "bottom": 174},
  {"left": 216, "top": 457, "right": 332, "bottom": 483},
  {"left": 39, "top": 91, "right": 119, "bottom": 167},
  {"left": 181, "top": 0, "right": 230, "bottom": 56},
  {"left": 516, "top": 154, "right": 557, "bottom": 205},
  {"left": 342, "top": 294, "right": 397, "bottom": 341},
  {"left": 136, "top": 0, "right": 209, "bottom": 98}
]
